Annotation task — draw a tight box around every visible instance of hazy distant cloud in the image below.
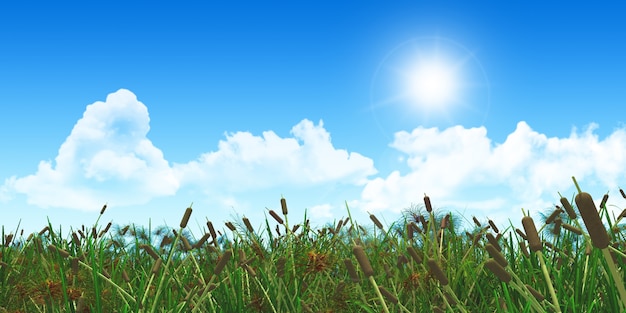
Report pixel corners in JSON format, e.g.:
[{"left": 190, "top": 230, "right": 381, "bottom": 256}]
[
  {"left": 174, "top": 119, "right": 377, "bottom": 192},
  {"left": 7, "top": 89, "right": 179, "bottom": 210},
  {"left": 359, "top": 121, "right": 626, "bottom": 217}
]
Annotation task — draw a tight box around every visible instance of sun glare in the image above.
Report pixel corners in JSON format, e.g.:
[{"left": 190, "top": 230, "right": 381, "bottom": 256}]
[
  {"left": 407, "top": 58, "right": 458, "bottom": 108},
  {"left": 369, "top": 36, "right": 490, "bottom": 135}
]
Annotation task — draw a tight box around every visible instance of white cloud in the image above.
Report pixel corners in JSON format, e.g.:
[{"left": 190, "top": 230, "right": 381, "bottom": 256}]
[
  {"left": 174, "top": 119, "right": 377, "bottom": 192},
  {"left": 7, "top": 89, "right": 179, "bottom": 210},
  {"left": 358, "top": 121, "right": 626, "bottom": 223}
]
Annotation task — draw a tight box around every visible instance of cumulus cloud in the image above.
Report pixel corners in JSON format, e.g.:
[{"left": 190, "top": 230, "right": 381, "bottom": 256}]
[
  {"left": 359, "top": 121, "right": 626, "bottom": 219},
  {"left": 7, "top": 89, "right": 179, "bottom": 210},
  {"left": 173, "top": 119, "right": 377, "bottom": 192}
]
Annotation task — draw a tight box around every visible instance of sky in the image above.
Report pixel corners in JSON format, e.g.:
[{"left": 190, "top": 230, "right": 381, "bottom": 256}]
[{"left": 2, "top": 2, "right": 626, "bottom": 239}]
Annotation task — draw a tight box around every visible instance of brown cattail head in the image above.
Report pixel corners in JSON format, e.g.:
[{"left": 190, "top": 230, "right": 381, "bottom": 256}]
[
  {"left": 225, "top": 222, "right": 236, "bottom": 232},
  {"left": 180, "top": 207, "right": 192, "bottom": 228},
  {"left": 441, "top": 214, "right": 451, "bottom": 229},
  {"left": 207, "top": 221, "right": 218, "bottom": 247},
  {"left": 151, "top": 258, "right": 163, "bottom": 274},
  {"left": 344, "top": 258, "right": 360, "bottom": 283},
  {"left": 485, "top": 259, "right": 511, "bottom": 283},
  {"left": 141, "top": 244, "right": 160, "bottom": 260},
  {"left": 407, "top": 223, "right": 415, "bottom": 240},
  {"left": 122, "top": 270, "right": 131, "bottom": 283},
  {"left": 407, "top": 246, "right": 423, "bottom": 264},
  {"left": 193, "top": 233, "right": 210, "bottom": 249},
  {"left": 552, "top": 218, "right": 562, "bottom": 236},
  {"left": 242, "top": 217, "right": 254, "bottom": 233},
  {"left": 560, "top": 197, "right": 577, "bottom": 219},
  {"left": 214, "top": 250, "right": 232, "bottom": 276},
  {"left": 424, "top": 194, "right": 433, "bottom": 213},
  {"left": 269, "top": 210, "right": 284, "bottom": 225},
  {"left": 576, "top": 192, "right": 610, "bottom": 249},
  {"left": 486, "top": 233, "right": 502, "bottom": 251},
  {"left": 485, "top": 243, "right": 508, "bottom": 268},
  {"left": 545, "top": 209, "right": 562, "bottom": 224},
  {"left": 473, "top": 216, "right": 482, "bottom": 227},
  {"left": 181, "top": 236, "right": 192, "bottom": 251},
  {"left": 562, "top": 222, "right": 582, "bottom": 235},
  {"left": 600, "top": 193, "right": 609, "bottom": 209},
  {"left": 427, "top": 258, "right": 448, "bottom": 285},
  {"left": 369, "top": 213, "right": 384, "bottom": 230},
  {"left": 488, "top": 219, "right": 499, "bottom": 233},
  {"left": 353, "top": 245, "right": 374, "bottom": 277},
  {"left": 521, "top": 216, "right": 542, "bottom": 252},
  {"left": 71, "top": 257, "right": 79, "bottom": 275},
  {"left": 515, "top": 228, "right": 528, "bottom": 241},
  {"left": 378, "top": 286, "right": 398, "bottom": 304},
  {"left": 100, "top": 203, "right": 107, "bottom": 215},
  {"left": 525, "top": 284, "right": 545, "bottom": 302},
  {"left": 280, "top": 197, "right": 288, "bottom": 215},
  {"left": 620, "top": 188, "right": 626, "bottom": 199}
]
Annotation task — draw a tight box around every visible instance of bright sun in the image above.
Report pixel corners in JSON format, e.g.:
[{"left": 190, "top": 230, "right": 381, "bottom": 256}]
[{"left": 407, "top": 57, "right": 458, "bottom": 108}]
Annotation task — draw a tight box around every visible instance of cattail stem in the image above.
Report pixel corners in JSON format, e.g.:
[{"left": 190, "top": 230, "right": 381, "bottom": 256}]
[
  {"left": 600, "top": 248, "right": 626, "bottom": 310},
  {"left": 537, "top": 250, "right": 561, "bottom": 312}
]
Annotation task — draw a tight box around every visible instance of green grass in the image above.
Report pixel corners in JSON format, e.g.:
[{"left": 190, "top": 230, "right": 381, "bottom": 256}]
[{"left": 1, "top": 178, "right": 626, "bottom": 312}]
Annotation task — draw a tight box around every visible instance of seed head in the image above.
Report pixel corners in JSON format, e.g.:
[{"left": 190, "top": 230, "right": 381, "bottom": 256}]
[
  {"left": 280, "top": 197, "right": 288, "bottom": 215},
  {"left": 180, "top": 207, "right": 192, "bottom": 228},
  {"left": 576, "top": 192, "right": 610, "bottom": 249},
  {"left": 424, "top": 194, "right": 433, "bottom": 213},
  {"left": 521, "top": 216, "right": 542, "bottom": 252},
  {"left": 560, "top": 197, "right": 577, "bottom": 219},
  {"left": 427, "top": 258, "right": 448, "bottom": 286},
  {"left": 485, "top": 259, "right": 511, "bottom": 283},
  {"left": 352, "top": 245, "right": 374, "bottom": 277}
]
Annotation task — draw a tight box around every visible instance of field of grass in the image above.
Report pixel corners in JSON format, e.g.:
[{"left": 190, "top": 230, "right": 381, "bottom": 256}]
[{"left": 1, "top": 177, "right": 626, "bottom": 312}]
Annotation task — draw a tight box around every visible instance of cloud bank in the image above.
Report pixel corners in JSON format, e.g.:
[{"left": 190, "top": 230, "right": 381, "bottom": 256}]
[
  {"left": 359, "top": 121, "right": 626, "bottom": 218},
  {"left": 3, "top": 89, "right": 626, "bottom": 224}
]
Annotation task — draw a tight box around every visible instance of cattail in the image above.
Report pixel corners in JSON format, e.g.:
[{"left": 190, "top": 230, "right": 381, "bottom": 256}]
[
  {"left": 525, "top": 284, "right": 545, "bottom": 302},
  {"left": 206, "top": 221, "right": 218, "bottom": 247},
  {"left": 488, "top": 219, "right": 499, "bottom": 233},
  {"left": 180, "top": 207, "right": 192, "bottom": 228},
  {"left": 292, "top": 224, "right": 300, "bottom": 233},
  {"left": 193, "top": 233, "right": 210, "bottom": 249},
  {"left": 560, "top": 197, "right": 576, "bottom": 219},
  {"left": 244, "top": 264, "right": 257, "bottom": 277},
  {"left": 521, "top": 216, "right": 542, "bottom": 252},
  {"left": 485, "top": 259, "right": 511, "bottom": 283},
  {"left": 369, "top": 212, "right": 384, "bottom": 230},
  {"left": 545, "top": 209, "right": 562, "bottom": 224},
  {"left": 102, "top": 269, "right": 111, "bottom": 279},
  {"left": 78, "top": 229, "right": 85, "bottom": 239},
  {"left": 485, "top": 243, "right": 508, "bottom": 268},
  {"left": 552, "top": 218, "right": 562, "bottom": 236},
  {"left": 576, "top": 192, "right": 610, "bottom": 249},
  {"left": 515, "top": 228, "right": 528, "bottom": 241},
  {"left": 424, "top": 194, "right": 433, "bottom": 212},
  {"left": 353, "top": 245, "right": 374, "bottom": 277},
  {"left": 600, "top": 193, "right": 609, "bottom": 209},
  {"left": 383, "top": 263, "right": 392, "bottom": 279},
  {"left": 100, "top": 203, "right": 107, "bottom": 215},
  {"left": 620, "top": 188, "right": 626, "bottom": 199},
  {"left": 344, "top": 258, "right": 360, "bottom": 282},
  {"left": 562, "top": 223, "right": 582, "bottom": 235},
  {"left": 407, "top": 223, "right": 415, "bottom": 240},
  {"left": 427, "top": 258, "right": 448, "bottom": 285},
  {"left": 225, "top": 222, "right": 236, "bottom": 232},
  {"left": 269, "top": 210, "right": 284, "bottom": 225},
  {"left": 441, "top": 214, "right": 451, "bottom": 229},
  {"left": 122, "top": 270, "right": 130, "bottom": 283},
  {"left": 3, "top": 234, "right": 13, "bottom": 246},
  {"left": 242, "top": 217, "right": 254, "bottom": 233},
  {"left": 276, "top": 225, "right": 281, "bottom": 236},
  {"left": 39, "top": 226, "right": 49, "bottom": 236},
  {"left": 486, "top": 233, "right": 502, "bottom": 252},
  {"left": 92, "top": 227, "right": 97, "bottom": 239},
  {"left": 151, "top": 258, "right": 163, "bottom": 274},
  {"left": 214, "top": 250, "right": 232, "bottom": 276},
  {"left": 280, "top": 197, "right": 288, "bottom": 215},
  {"left": 71, "top": 257, "right": 79, "bottom": 275},
  {"left": 181, "top": 236, "right": 192, "bottom": 251},
  {"left": 48, "top": 245, "right": 70, "bottom": 259},
  {"left": 141, "top": 244, "right": 160, "bottom": 260},
  {"left": 419, "top": 215, "right": 428, "bottom": 230},
  {"left": 407, "top": 246, "right": 423, "bottom": 264},
  {"left": 378, "top": 286, "right": 398, "bottom": 304},
  {"left": 277, "top": 257, "right": 286, "bottom": 277},
  {"left": 473, "top": 216, "right": 482, "bottom": 227},
  {"left": 72, "top": 232, "right": 81, "bottom": 246}
]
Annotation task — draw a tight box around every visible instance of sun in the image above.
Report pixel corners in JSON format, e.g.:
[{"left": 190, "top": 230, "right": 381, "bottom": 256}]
[
  {"left": 369, "top": 36, "right": 490, "bottom": 135},
  {"left": 406, "top": 56, "right": 459, "bottom": 108}
]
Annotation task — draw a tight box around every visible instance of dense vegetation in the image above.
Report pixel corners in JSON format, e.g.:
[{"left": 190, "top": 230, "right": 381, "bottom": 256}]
[{"left": 1, "top": 177, "right": 625, "bottom": 312}]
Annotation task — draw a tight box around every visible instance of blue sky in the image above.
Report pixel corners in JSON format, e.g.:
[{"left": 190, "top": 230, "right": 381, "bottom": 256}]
[{"left": 2, "top": 2, "right": 626, "bottom": 237}]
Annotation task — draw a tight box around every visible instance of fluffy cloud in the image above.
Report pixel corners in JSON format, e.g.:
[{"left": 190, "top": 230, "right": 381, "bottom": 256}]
[
  {"left": 359, "top": 121, "right": 626, "bottom": 220},
  {"left": 173, "top": 119, "right": 377, "bottom": 192},
  {"left": 8, "top": 89, "right": 179, "bottom": 210}
]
